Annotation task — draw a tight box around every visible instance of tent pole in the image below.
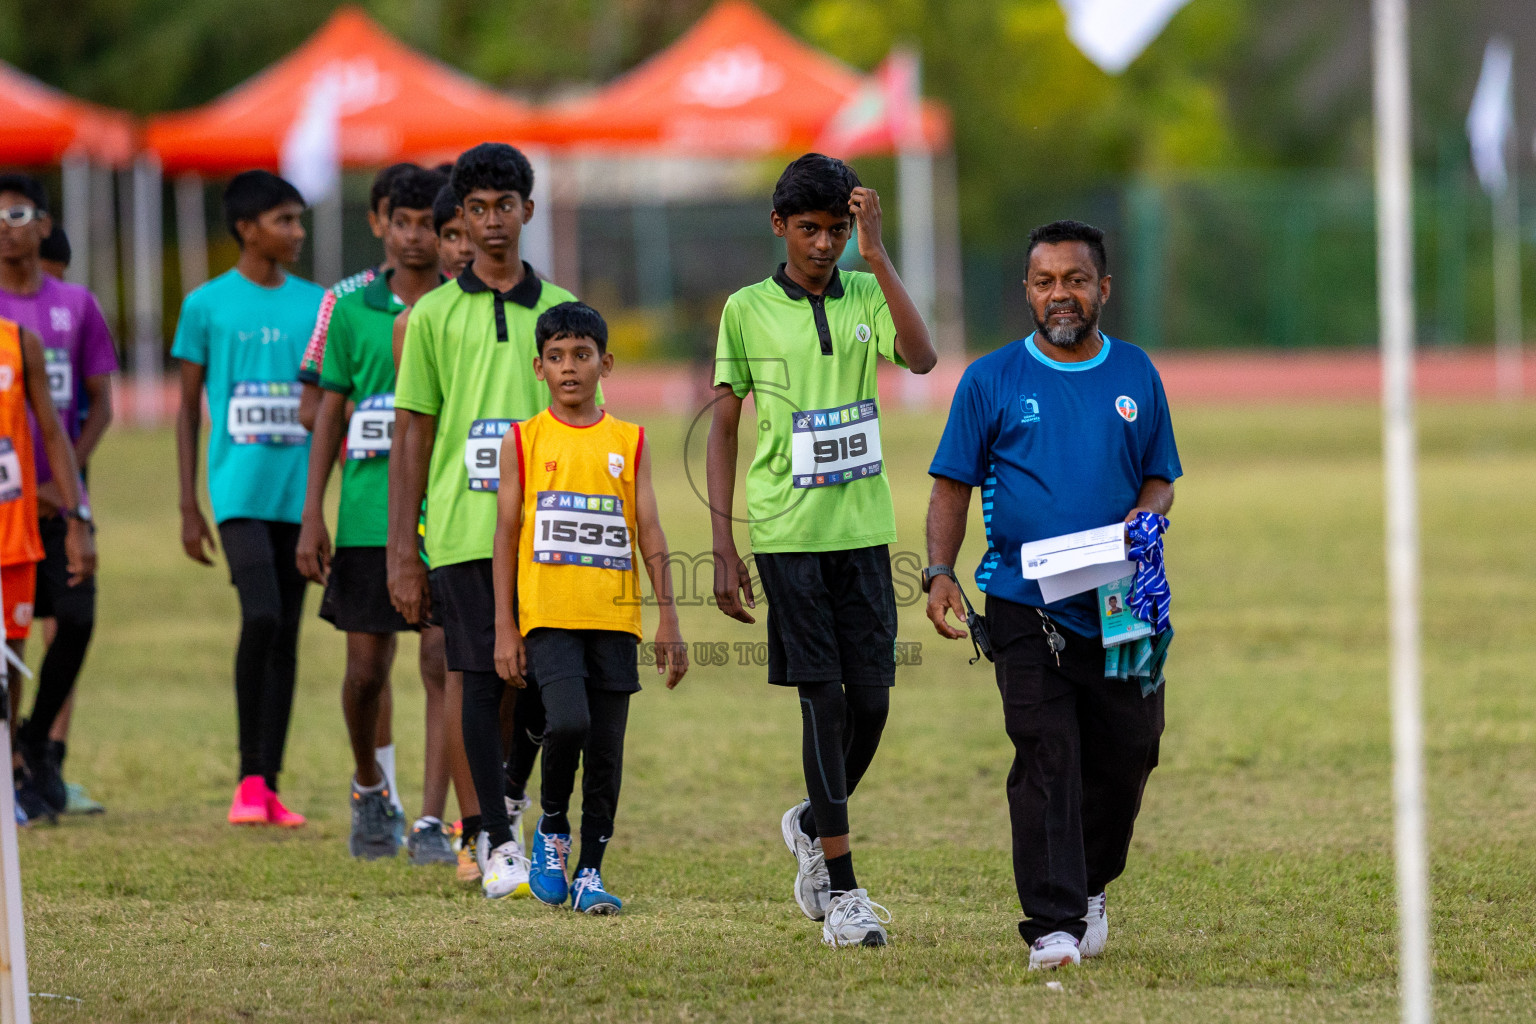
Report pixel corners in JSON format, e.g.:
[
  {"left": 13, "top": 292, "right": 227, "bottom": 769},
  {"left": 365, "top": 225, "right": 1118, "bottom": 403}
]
[
  {"left": 0, "top": 570, "right": 33, "bottom": 1024},
  {"left": 1372, "top": 1, "right": 1432, "bottom": 1022},
  {"left": 90, "top": 166, "right": 120, "bottom": 333},
  {"left": 132, "top": 156, "right": 164, "bottom": 427},
  {"left": 524, "top": 147, "right": 556, "bottom": 280},
  {"left": 932, "top": 146, "right": 965, "bottom": 358},
  {"left": 312, "top": 191, "right": 343, "bottom": 287},
  {"left": 60, "top": 156, "right": 91, "bottom": 288},
  {"left": 174, "top": 175, "right": 209, "bottom": 297}
]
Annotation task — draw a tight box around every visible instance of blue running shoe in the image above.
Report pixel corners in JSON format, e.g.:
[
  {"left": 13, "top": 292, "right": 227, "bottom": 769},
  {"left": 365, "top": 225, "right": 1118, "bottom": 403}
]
[
  {"left": 570, "top": 868, "right": 623, "bottom": 915},
  {"left": 527, "top": 816, "right": 571, "bottom": 906}
]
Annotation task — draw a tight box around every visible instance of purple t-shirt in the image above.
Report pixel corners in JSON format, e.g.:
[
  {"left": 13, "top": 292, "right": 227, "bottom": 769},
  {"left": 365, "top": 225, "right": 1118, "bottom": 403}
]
[{"left": 0, "top": 276, "right": 119, "bottom": 484}]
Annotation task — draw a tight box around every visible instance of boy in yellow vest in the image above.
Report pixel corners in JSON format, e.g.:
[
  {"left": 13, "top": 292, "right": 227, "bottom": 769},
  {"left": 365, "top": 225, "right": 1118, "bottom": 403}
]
[{"left": 491, "top": 301, "right": 687, "bottom": 913}]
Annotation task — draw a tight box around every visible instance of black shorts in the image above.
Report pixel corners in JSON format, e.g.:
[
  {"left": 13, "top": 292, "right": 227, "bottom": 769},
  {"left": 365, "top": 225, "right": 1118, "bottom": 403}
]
[
  {"left": 33, "top": 515, "right": 95, "bottom": 622},
  {"left": 524, "top": 628, "right": 640, "bottom": 694},
  {"left": 753, "top": 545, "right": 897, "bottom": 687},
  {"left": 319, "top": 546, "right": 412, "bottom": 634},
  {"left": 429, "top": 559, "right": 496, "bottom": 673}
]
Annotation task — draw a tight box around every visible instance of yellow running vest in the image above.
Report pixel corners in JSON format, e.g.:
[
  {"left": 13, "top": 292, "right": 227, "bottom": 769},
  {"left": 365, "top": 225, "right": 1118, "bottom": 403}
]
[{"left": 513, "top": 408, "right": 644, "bottom": 637}]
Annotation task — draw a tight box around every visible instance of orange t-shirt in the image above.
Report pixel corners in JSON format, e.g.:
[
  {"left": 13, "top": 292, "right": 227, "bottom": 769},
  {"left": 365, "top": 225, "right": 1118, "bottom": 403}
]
[{"left": 0, "top": 317, "right": 42, "bottom": 566}]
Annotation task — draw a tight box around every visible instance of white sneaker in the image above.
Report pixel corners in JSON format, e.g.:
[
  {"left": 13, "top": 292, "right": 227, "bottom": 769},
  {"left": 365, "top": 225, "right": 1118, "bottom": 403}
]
[
  {"left": 481, "top": 840, "right": 531, "bottom": 900},
  {"left": 1028, "top": 930, "right": 1081, "bottom": 970},
  {"left": 821, "top": 889, "right": 891, "bottom": 948},
  {"left": 505, "top": 794, "right": 532, "bottom": 847},
  {"left": 780, "top": 800, "right": 831, "bottom": 921},
  {"left": 474, "top": 829, "right": 492, "bottom": 878},
  {"left": 1080, "top": 892, "right": 1108, "bottom": 958}
]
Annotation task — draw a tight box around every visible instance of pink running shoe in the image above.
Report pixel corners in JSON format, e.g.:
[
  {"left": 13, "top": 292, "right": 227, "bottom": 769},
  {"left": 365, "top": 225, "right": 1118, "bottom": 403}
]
[
  {"left": 227, "top": 776, "right": 269, "bottom": 825},
  {"left": 265, "top": 790, "right": 306, "bottom": 828}
]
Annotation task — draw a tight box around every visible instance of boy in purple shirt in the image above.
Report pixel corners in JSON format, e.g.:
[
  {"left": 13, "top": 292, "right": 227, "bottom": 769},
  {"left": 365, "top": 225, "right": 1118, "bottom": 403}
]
[{"left": 0, "top": 173, "right": 118, "bottom": 817}]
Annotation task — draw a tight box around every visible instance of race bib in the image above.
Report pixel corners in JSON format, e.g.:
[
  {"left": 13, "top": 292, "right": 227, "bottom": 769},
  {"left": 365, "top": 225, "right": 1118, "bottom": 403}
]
[
  {"left": 228, "top": 381, "right": 306, "bottom": 445},
  {"left": 790, "top": 399, "right": 883, "bottom": 489},
  {"left": 346, "top": 393, "right": 394, "bottom": 460},
  {"left": 532, "top": 490, "right": 632, "bottom": 570},
  {"left": 45, "top": 348, "right": 72, "bottom": 407},
  {"left": 465, "top": 419, "right": 512, "bottom": 491},
  {"left": 0, "top": 437, "right": 21, "bottom": 504}
]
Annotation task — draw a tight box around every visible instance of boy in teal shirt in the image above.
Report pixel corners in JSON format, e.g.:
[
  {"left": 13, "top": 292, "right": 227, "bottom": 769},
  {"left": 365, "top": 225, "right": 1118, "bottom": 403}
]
[{"left": 173, "top": 170, "right": 324, "bottom": 828}]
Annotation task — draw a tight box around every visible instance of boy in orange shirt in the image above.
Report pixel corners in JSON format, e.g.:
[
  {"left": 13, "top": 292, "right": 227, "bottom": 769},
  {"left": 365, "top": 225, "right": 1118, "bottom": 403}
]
[{"left": 491, "top": 301, "right": 687, "bottom": 912}]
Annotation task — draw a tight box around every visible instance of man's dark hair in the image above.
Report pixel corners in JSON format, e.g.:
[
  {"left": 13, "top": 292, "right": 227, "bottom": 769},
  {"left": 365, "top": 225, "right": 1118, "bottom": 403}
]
[
  {"left": 0, "top": 172, "right": 49, "bottom": 212},
  {"left": 536, "top": 301, "right": 608, "bottom": 355},
  {"left": 39, "top": 223, "right": 70, "bottom": 266},
  {"left": 450, "top": 143, "right": 534, "bottom": 203},
  {"left": 432, "top": 184, "right": 460, "bottom": 234},
  {"left": 370, "top": 163, "right": 418, "bottom": 214},
  {"left": 223, "top": 170, "right": 304, "bottom": 242},
  {"left": 1026, "top": 220, "right": 1109, "bottom": 278},
  {"left": 771, "top": 153, "right": 861, "bottom": 220},
  {"left": 388, "top": 166, "right": 448, "bottom": 216},
  {"left": 434, "top": 162, "right": 455, "bottom": 176}
]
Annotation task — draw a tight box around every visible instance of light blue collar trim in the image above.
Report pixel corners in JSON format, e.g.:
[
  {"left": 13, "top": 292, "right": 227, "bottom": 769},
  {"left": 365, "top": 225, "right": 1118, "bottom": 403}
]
[{"left": 1024, "top": 332, "right": 1112, "bottom": 371}]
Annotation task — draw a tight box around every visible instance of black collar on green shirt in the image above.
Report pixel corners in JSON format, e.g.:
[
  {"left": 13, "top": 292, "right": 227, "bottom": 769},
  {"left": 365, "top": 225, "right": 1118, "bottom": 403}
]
[
  {"left": 457, "top": 261, "right": 543, "bottom": 342},
  {"left": 363, "top": 268, "right": 446, "bottom": 312},
  {"left": 771, "top": 262, "right": 842, "bottom": 355}
]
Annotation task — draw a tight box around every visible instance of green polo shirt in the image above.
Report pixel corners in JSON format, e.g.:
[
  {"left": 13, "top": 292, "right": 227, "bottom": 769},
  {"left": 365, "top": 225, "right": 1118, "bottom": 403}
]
[
  {"left": 714, "top": 265, "right": 903, "bottom": 554},
  {"left": 320, "top": 270, "right": 428, "bottom": 547},
  {"left": 395, "top": 262, "right": 577, "bottom": 568}
]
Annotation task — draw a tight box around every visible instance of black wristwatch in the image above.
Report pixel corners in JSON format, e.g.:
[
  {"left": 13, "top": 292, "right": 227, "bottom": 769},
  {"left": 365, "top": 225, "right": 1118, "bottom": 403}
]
[
  {"left": 60, "top": 505, "right": 93, "bottom": 525},
  {"left": 921, "top": 564, "right": 957, "bottom": 593}
]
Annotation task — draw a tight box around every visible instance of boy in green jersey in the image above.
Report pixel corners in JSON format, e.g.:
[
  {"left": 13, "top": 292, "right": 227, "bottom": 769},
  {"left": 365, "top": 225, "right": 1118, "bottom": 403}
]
[
  {"left": 390, "top": 143, "right": 576, "bottom": 899},
  {"left": 296, "top": 166, "right": 456, "bottom": 862},
  {"left": 708, "top": 154, "right": 937, "bottom": 947}
]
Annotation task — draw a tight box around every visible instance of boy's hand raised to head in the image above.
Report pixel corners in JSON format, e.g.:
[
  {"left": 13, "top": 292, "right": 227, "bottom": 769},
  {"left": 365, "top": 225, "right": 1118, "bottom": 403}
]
[{"left": 849, "top": 186, "right": 886, "bottom": 265}]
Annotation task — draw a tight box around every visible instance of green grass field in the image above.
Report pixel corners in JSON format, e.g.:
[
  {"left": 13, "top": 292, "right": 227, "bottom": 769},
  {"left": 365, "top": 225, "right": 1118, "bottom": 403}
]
[{"left": 14, "top": 400, "right": 1536, "bottom": 1023}]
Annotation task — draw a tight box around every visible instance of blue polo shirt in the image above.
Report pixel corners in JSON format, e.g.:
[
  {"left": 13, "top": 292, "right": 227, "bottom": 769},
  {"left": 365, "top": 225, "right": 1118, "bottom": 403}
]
[{"left": 928, "top": 333, "right": 1182, "bottom": 637}]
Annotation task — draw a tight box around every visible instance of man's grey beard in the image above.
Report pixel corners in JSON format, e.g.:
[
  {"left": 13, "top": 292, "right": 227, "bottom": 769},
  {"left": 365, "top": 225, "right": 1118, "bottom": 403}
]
[{"left": 1033, "top": 307, "right": 1100, "bottom": 349}]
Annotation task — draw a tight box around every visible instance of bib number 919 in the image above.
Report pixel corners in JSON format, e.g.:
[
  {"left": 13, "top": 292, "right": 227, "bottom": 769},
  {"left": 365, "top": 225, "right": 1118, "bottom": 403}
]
[
  {"left": 813, "top": 433, "right": 868, "bottom": 464},
  {"left": 465, "top": 419, "right": 513, "bottom": 491}
]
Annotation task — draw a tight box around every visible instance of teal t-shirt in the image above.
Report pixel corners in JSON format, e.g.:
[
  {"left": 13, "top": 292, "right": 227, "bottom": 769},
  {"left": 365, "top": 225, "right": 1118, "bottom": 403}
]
[{"left": 171, "top": 269, "right": 324, "bottom": 524}]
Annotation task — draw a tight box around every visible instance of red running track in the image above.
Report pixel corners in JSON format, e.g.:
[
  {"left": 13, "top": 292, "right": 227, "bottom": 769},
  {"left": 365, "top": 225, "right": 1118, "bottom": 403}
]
[{"left": 118, "top": 348, "right": 1536, "bottom": 423}]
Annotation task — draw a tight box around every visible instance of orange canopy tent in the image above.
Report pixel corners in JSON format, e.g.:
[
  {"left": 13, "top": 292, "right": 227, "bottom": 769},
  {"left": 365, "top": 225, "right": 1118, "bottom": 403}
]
[
  {"left": 533, "top": 0, "right": 948, "bottom": 156},
  {"left": 144, "top": 6, "right": 536, "bottom": 174},
  {"left": 0, "top": 62, "right": 134, "bottom": 166}
]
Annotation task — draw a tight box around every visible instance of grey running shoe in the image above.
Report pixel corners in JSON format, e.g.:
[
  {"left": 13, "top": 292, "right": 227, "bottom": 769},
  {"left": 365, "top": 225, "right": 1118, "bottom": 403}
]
[
  {"left": 1080, "top": 892, "right": 1108, "bottom": 957},
  {"left": 407, "top": 819, "right": 457, "bottom": 865},
  {"left": 63, "top": 781, "right": 105, "bottom": 815},
  {"left": 781, "top": 800, "right": 830, "bottom": 921},
  {"left": 822, "top": 889, "right": 891, "bottom": 948},
  {"left": 348, "top": 781, "right": 400, "bottom": 860}
]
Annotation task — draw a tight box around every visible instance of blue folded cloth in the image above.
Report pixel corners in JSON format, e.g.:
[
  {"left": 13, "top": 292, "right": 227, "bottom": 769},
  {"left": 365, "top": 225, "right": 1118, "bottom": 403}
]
[{"left": 1106, "top": 512, "right": 1173, "bottom": 695}]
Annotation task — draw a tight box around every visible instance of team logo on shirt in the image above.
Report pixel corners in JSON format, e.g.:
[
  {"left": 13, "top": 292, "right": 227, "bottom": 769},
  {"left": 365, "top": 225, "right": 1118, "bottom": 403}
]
[
  {"left": 0, "top": 367, "right": 12, "bottom": 391},
  {"left": 856, "top": 323, "right": 871, "bottom": 344},
  {"left": 1020, "top": 395, "right": 1041, "bottom": 425},
  {"left": 608, "top": 452, "right": 625, "bottom": 478},
  {"left": 11, "top": 602, "right": 32, "bottom": 628},
  {"left": 49, "top": 307, "right": 71, "bottom": 333},
  {"left": 1115, "top": 396, "right": 1138, "bottom": 422}
]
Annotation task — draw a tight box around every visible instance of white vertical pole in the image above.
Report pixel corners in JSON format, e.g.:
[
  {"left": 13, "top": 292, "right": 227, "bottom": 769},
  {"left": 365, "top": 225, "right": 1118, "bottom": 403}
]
[
  {"left": 90, "top": 166, "right": 119, "bottom": 330},
  {"left": 1372, "top": 1, "right": 1432, "bottom": 1023},
  {"left": 132, "top": 156, "right": 164, "bottom": 427},
  {"left": 174, "top": 175, "right": 208, "bottom": 297},
  {"left": 312, "top": 191, "right": 343, "bottom": 288},
  {"left": 1493, "top": 167, "right": 1522, "bottom": 399},
  {"left": 523, "top": 146, "right": 555, "bottom": 280},
  {"left": 60, "top": 157, "right": 90, "bottom": 288},
  {"left": 0, "top": 572, "right": 33, "bottom": 1024}
]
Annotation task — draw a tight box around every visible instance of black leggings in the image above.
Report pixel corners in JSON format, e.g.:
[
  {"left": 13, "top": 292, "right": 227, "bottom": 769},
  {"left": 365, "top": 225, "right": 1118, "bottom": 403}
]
[
  {"left": 539, "top": 676, "right": 630, "bottom": 872},
  {"left": 797, "top": 682, "right": 890, "bottom": 839},
  {"left": 505, "top": 682, "right": 546, "bottom": 798},
  {"left": 218, "top": 519, "right": 307, "bottom": 790},
  {"left": 462, "top": 669, "right": 514, "bottom": 847},
  {"left": 19, "top": 516, "right": 96, "bottom": 749}
]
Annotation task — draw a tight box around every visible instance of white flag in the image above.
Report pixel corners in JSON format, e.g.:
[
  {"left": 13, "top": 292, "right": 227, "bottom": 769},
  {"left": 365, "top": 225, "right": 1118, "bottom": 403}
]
[
  {"left": 1467, "top": 37, "right": 1514, "bottom": 196},
  {"left": 281, "top": 70, "right": 343, "bottom": 204},
  {"left": 1059, "top": 0, "right": 1193, "bottom": 75}
]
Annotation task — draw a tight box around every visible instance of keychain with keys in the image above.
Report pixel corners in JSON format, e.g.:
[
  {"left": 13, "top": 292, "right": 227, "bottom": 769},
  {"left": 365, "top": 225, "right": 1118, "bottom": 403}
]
[{"left": 1037, "top": 609, "right": 1065, "bottom": 666}]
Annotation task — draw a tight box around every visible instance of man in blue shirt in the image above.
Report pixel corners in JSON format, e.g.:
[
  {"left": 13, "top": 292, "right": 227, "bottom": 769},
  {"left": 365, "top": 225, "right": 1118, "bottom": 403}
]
[{"left": 923, "top": 221, "right": 1182, "bottom": 970}]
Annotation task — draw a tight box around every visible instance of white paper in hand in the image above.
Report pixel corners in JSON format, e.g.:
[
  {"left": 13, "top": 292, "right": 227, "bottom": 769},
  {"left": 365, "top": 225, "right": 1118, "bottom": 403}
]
[{"left": 1021, "top": 523, "right": 1135, "bottom": 602}]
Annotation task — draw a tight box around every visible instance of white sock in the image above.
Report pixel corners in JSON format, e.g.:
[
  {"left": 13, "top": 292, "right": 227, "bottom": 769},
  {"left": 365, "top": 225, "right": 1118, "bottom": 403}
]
[{"left": 375, "top": 744, "right": 405, "bottom": 813}]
